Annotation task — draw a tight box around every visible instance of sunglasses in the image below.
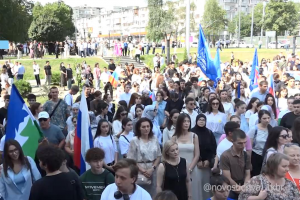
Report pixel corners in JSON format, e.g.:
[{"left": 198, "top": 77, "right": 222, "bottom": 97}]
[
  {"left": 120, "top": 113, "right": 128, "bottom": 116},
  {"left": 280, "top": 134, "right": 291, "bottom": 139},
  {"left": 212, "top": 103, "right": 219, "bottom": 106},
  {"left": 38, "top": 118, "right": 48, "bottom": 122},
  {"left": 73, "top": 121, "right": 77, "bottom": 124},
  {"left": 121, "top": 82, "right": 125, "bottom": 84}
]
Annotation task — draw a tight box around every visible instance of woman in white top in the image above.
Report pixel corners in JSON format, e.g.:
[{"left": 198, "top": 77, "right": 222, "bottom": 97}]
[
  {"left": 277, "top": 87, "right": 288, "bottom": 111},
  {"left": 118, "top": 118, "right": 134, "bottom": 158},
  {"left": 205, "top": 97, "right": 227, "bottom": 143},
  {"left": 245, "top": 97, "right": 259, "bottom": 123},
  {"left": 32, "top": 61, "right": 40, "bottom": 86},
  {"left": 132, "top": 68, "right": 142, "bottom": 84},
  {"left": 261, "top": 126, "right": 289, "bottom": 171},
  {"left": 162, "top": 109, "right": 179, "bottom": 145},
  {"left": 219, "top": 90, "right": 234, "bottom": 119},
  {"left": 0, "top": 68, "right": 8, "bottom": 90},
  {"left": 94, "top": 119, "right": 118, "bottom": 173},
  {"left": 112, "top": 106, "right": 128, "bottom": 139},
  {"left": 65, "top": 116, "right": 77, "bottom": 156}
]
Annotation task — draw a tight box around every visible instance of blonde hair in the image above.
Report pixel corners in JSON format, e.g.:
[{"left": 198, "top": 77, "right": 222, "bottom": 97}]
[
  {"left": 162, "top": 140, "right": 178, "bottom": 160},
  {"left": 284, "top": 145, "right": 300, "bottom": 154}
]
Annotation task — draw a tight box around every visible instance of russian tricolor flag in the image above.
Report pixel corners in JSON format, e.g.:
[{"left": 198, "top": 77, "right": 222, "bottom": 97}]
[
  {"left": 249, "top": 48, "right": 259, "bottom": 91},
  {"left": 149, "top": 91, "right": 156, "bottom": 101},
  {"left": 74, "top": 88, "right": 94, "bottom": 175},
  {"left": 268, "top": 74, "right": 275, "bottom": 97},
  {"left": 109, "top": 71, "right": 119, "bottom": 88}
]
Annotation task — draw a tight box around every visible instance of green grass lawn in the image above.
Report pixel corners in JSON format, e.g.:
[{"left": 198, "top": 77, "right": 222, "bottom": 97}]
[
  {"left": 1, "top": 56, "right": 108, "bottom": 81},
  {"left": 141, "top": 47, "right": 287, "bottom": 68}
]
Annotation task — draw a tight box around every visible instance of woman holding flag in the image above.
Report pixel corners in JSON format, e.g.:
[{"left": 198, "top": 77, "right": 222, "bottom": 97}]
[{"left": 0, "top": 140, "right": 41, "bottom": 200}]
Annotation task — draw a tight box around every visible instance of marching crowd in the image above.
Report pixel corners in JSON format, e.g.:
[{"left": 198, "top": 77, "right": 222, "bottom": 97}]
[{"left": 0, "top": 50, "right": 299, "bottom": 200}]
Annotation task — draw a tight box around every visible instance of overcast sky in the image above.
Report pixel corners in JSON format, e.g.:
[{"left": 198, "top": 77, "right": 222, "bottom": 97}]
[{"left": 33, "top": 0, "right": 147, "bottom": 9}]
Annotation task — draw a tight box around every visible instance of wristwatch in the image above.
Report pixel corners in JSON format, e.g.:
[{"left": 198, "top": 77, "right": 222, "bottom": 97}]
[
  {"left": 189, "top": 168, "right": 193, "bottom": 173},
  {"left": 152, "top": 166, "right": 156, "bottom": 170}
]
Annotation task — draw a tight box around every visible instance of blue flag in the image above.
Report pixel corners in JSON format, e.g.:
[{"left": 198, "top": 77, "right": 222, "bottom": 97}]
[
  {"left": 6, "top": 85, "right": 43, "bottom": 159},
  {"left": 197, "top": 25, "right": 222, "bottom": 84},
  {"left": 237, "top": 82, "right": 241, "bottom": 98},
  {"left": 249, "top": 48, "right": 259, "bottom": 91}
]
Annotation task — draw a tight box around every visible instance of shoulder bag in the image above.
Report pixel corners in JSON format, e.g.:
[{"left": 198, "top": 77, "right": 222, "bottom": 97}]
[{"left": 49, "top": 99, "right": 62, "bottom": 118}]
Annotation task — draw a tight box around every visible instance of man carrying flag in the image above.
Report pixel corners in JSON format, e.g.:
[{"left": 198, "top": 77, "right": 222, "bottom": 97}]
[
  {"left": 5, "top": 85, "right": 43, "bottom": 159},
  {"left": 74, "top": 87, "right": 94, "bottom": 175}
]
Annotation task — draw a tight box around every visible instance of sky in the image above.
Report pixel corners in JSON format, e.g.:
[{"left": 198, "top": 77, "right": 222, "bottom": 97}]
[{"left": 33, "top": 0, "right": 147, "bottom": 9}]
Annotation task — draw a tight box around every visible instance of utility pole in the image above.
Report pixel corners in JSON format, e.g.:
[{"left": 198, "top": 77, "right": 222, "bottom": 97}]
[
  {"left": 261, "top": 1, "right": 266, "bottom": 39},
  {"left": 185, "top": 0, "right": 190, "bottom": 55},
  {"left": 238, "top": 0, "right": 241, "bottom": 48},
  {"left": 250, "top": 4, "right": 254, "bottom": 44}
]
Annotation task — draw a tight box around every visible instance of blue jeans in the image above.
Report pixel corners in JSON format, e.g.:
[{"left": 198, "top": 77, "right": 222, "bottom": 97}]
[{"left": 17, "top": 74, "right": 23, "bottom": 80}]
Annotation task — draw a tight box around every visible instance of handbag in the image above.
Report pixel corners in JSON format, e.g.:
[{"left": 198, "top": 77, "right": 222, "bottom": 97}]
[{"left": 136, "top": 140, "right": 152, "bottom": 185}]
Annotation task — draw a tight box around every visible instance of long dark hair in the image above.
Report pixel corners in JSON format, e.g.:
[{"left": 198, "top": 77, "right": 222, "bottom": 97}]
[
  {"left": 113, "top": 106, "right": 127, "bottom": 121},
  {"left": 3, "top": 140, "right": 31, "bottom": 177},
  {"left": 262, "top": 126, "right": 287, "bottom": 158},
  {"left": 264, "top": 94, "right": 277, "bottom": 119},
  {"left": 30, "top": 102, "right": 41, "bottom": 116},
  {"left": 207, "top": 98, "right": 225, "bottom": 114},
  {"left": 246, "top": 97, "right": 259, "bottom": 111},
  {"left": 104, "top": 82, "right": 113, "bottom": 97},
  {"left": 167, "top": 109, "right": 180, "bottom": 130},
  {"left": 94, "top": 119, "right": 111, "bottom": 139},
  {"left": 135, "top": 118, "right": 154, "bottom": 139},
  {"left": 121, "top": 118, "right": 132, "bottom": 132},
  {"left": 128, "top": 93, "right": 141, "bottom": 110},
  {"left": 135, "top": 104, "right": 144, "bottom": 118},
  {"left": 292, "top": 117, "right": 300, "bottom": 144},
  {"left": 173, "top": 113, "right": 191, "bottom": 138},
  {"left": 258, "top": 110, "right": 273, "bottom": 133}
]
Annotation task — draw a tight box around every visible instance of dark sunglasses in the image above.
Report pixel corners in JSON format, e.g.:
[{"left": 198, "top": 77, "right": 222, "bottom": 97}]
[
  {"left": 38, "top": 118, "right": 48, "bottom": 122},
  {"left": 73, "top": 121, "right": 77, "bottom": 124},
  {"left": 212, "top": 103, "right": 219, "bottom": 106},
  {"left": 280, "top": 134, "right": 292, "bottom": 139}
]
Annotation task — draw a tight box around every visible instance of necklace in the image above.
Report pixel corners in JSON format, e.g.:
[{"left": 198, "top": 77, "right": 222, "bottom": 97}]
[{"left": 173, "top": 164, "right": 180, "bottom": 183}]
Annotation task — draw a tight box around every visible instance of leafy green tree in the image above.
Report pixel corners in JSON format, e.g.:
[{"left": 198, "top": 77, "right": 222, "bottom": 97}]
[
  {"left": 0, "top": 0, "right": 32, "bottom": 42},
  {"left": 146, "top": 0, "right": 175, "bottom": 42},
  {"left": 201, "top": 0, "right": 227, "bottom": 43},
  {"left": 28, "top": 2, "right": 75, "bottom": 41},
  {"left": 264, "top": 0, "right": 299, "bottom": 48}
]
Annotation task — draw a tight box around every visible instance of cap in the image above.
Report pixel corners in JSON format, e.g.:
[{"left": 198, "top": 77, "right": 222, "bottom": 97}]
[{"left": 38, "top": 111, "right": 49, "bottom": 119}]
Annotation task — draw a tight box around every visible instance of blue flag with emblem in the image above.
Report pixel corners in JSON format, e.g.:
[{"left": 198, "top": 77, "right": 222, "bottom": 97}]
[{"left": 197, "top": 25, "right": 222, "bottom": 85}]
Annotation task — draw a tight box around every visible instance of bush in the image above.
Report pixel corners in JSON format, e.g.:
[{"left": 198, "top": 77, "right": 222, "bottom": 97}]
[
  {"left": 14, "top": 80, "right": 32, "bottom": 97},
  {"left": 51, "top": 72, "right": 60, "bottom": 85},
  {"left": 183, "top": 48, "right": 188, "bottom": 61}
]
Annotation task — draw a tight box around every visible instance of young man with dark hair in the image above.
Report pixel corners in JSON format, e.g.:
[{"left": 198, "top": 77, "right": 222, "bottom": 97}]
[
  {"left": 44, "top": 61, "right": 52, "bottom": 86},
  {"left": 101, "top": 159, "right": 151, "bottom": 200},
  {"left": 29, "top": 145, "right": 83, "bottom": 200},
  {"left": 27, "top": 93, "right": 36, "bottom": 106},
  {"left": 0, "top": 95, "right": 9, "bottom": 126},
  {"left": 280, "top": 99, "right": 300, "bottom": 129},
  {"left": 182, "top": 97, "right": 198, "bottom": 128},
  {"left": 220, "top": 129, "right": 251, "bottom": 199},
  {"left": 250, "top": 80, "right": 269, "bottom": 101},
  {"left": 80, "top": 148, "right": 114, "bottom": 200}
]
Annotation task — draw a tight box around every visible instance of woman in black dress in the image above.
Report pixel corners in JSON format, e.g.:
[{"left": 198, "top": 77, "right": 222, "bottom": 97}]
[
  {"left": 191, "top": 114, "right": 217, "bottom": 200},
  {"left": 60, "top": 62, "right": 67, "bottom": 90},
  {"left": 156, "top": 140, "right": 192, "bottom": 200}
]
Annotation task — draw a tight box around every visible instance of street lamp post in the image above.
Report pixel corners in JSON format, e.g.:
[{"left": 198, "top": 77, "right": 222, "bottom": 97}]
[
  {"left": 261, "top": 1, "right": 267, "bottom": 39},
  {"left": 250, "top": 4, "right": 254, "bottom": 44},
  {"left": 238, "top": 0, "right": 241, "bottom": 48},
  {"left": 166, "top": 31, "right": 172, "bottom": 65}
]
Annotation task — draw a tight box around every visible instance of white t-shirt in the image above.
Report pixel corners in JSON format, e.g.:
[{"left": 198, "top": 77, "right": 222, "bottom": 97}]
[
  {"left": 94, "top": 135, "right": 118, "bottom": 164},
  {"left": 119, "top": 131, "right": 134, "bottom": 155},
  {"left": 222, "top": 102, "right": 234, "bottom": 116},
  {"left": 64, "top": 93, "right": 73, "bottom": 106},
  {"left": 101, "top": 183, "right": 152, "bottom": 200},
  {"left": 217, "top": 137, "right": 232, "bottom": 159},
  {"left": 245, "top": 110, "right": 254, "bottom": 120},
  {"left": 119, "top": 92, "right": 132, "bottom": 106},
  {"left": 205, "top": 111, "right": 227, "bottom": 134},
  {"left": 33, "top": 64, "right": 40, "bottom": 75},
  {"left": 112, "top": 120, "right": 122, "bottom": 136},
  {"left": 182, "top": 109, "right": 198, "bottom": 128},
  {"left": 277, "top": 98, "right": 288, "bottom": 111}
]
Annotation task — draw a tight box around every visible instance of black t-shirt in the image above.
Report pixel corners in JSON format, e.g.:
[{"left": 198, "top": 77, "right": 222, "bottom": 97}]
[
  {"left": 167, "top": 68, "right": 177, "bottom": 78},
  {"left": 280, "top": 112, "right": 299, "bottom": 129},
  {"left": 44, "top": 65, "right": 52, "bottom": 75},
  {"left": 0, "top": 107, "right": 7, "bottom": 125},
  {"left": 29, "top": 172, "right": 84, "bottom": 200},
  {"left": 7, "top": 68, "right": 13, "bottom": 78},
  {"left": 66, "top": 68, "right": 73, "bottom": 79}
]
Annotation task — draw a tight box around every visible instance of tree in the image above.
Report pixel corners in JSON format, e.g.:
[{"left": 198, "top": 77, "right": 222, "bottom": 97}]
[
  {"left": 146, "top": 0, "right": 175, "bottom": 42},
  {"left": 228, "top": 13, "right": 252, "bottom": 38},
  {"left": 264, "top": 0, "right": 299, "bottom": 48},
  {"left": 28, "top": 2, "right": 75, "bottom": 41},
  {"left": 0, "top": 0, "right": 32, "bottom": 42},
  {"left": 201, "top": 0, "right": 227, "bottom": 43}
]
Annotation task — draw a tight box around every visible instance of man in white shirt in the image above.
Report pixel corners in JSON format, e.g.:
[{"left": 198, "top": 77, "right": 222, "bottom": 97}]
[
  {"left": 83, "top": 41, "right": 88, "bottom": 57},
  {"left": 119, "top": 84, "right": 132, "bottom": 106},
  {"left": 64, "top": 85, "right": 79, "bottom": 108},
  {"left": 182, "top": 97, "right": 198, "bottom": 128},
  {"left": 101, "top": 159, "right": 152, "bottom": 200},
  {"left": 100, "top": 67, "right": 111, "bottom": 86},
  {"left": 33, "top": 61, "right": 41, "bottom": 87}
]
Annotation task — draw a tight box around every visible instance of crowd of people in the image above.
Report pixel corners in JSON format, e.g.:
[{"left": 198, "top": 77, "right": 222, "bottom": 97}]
[{"left": 0, "top": 49, "right": 299, "bottom": 200}]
